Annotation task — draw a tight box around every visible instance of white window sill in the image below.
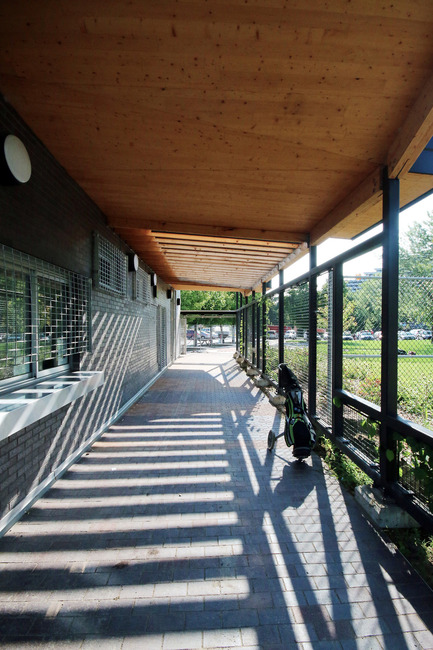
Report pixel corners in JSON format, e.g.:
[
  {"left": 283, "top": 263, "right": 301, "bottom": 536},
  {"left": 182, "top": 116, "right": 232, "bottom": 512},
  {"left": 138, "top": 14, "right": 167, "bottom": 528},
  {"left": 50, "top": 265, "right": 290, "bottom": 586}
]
[{"left": 0, "top": 371, "right": 104, "bottom": 442}]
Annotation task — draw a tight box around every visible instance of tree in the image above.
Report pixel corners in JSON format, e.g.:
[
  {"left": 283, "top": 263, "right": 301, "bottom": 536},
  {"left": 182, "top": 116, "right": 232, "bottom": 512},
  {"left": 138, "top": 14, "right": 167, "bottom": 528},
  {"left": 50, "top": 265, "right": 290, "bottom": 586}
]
[
  {"left": 400, "top": 212, "right": 433, "bottom": 277},
  {"left": 399, "top": 212, "right": 433, "bottom": 339},
  {"left": 180, "top": 290, "right": 236, "bottom": 326}
]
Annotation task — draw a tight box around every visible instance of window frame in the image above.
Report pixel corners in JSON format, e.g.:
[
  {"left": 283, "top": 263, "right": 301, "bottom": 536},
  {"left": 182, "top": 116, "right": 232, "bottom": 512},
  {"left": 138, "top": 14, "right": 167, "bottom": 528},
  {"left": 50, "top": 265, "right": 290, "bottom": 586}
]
[{"left": 0, "top": 245, "right": 90, "bottom": 394}]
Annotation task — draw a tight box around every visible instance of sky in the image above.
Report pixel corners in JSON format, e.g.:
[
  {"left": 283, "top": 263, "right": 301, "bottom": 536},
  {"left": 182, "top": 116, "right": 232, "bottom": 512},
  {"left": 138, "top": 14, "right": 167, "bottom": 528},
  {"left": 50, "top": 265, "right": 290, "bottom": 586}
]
[{"left": 278, "top": 190, "right": 433, "bottom": 286}]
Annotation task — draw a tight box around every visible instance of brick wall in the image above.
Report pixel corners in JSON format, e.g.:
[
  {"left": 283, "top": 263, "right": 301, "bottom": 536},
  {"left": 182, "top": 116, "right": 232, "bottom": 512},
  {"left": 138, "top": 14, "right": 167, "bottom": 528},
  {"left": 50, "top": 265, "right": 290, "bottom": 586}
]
[{"left": 0, "top": 96, "right": 177, "bottom": 523}]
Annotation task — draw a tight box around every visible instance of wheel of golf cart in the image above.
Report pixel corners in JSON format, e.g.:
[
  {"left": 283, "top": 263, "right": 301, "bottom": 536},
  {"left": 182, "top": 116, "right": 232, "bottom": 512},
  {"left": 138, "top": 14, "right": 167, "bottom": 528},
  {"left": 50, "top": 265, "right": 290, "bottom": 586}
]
[{"left": 267, "top": 429, "right": 276, "bottom": 451}]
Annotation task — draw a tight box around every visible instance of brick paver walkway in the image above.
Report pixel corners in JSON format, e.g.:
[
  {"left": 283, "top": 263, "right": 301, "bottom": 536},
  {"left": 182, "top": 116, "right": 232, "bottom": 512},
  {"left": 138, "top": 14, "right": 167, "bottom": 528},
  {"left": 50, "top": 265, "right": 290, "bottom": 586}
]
[{"left": 1, "top": 347, "right": 433, "bottom": 649}]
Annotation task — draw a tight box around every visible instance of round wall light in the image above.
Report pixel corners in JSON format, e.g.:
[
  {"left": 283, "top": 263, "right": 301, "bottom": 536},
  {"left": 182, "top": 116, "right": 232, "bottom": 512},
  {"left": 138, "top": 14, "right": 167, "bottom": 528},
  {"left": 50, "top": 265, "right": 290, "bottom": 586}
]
[
  {"left": 128, "top": 253, "right": 139, "bottom": 272},
  {"left": 1, "top": 135, "right": 32, "bottom": 184}
]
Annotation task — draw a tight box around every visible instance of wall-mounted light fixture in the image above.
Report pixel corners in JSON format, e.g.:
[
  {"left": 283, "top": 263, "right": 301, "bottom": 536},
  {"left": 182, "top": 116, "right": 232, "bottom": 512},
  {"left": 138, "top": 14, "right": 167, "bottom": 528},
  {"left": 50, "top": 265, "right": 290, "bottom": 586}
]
[
  {"left": 166, "top": 289, "right": 172, "bottom": 300},
  {"left": 176, "top": 297, "right": 181, "bottom": 306},
  {"left": 1, "top": 134, "right": 32, "bottom": 184},
  {"left": 151, "top": 273, "right": 157, "bottom": 298},
  {"left": 128, "top": 253, "right": 139, "bottom": 272}
]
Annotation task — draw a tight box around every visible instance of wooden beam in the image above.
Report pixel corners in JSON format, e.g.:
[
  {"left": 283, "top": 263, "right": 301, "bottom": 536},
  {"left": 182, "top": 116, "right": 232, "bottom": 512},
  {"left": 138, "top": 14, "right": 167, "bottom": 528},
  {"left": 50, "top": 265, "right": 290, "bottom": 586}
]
[
  {"left": 310, "top": 167, "right": 383, "bottom": 246},
  {"left": 110, "top": 218, "right": 308, "bottom": 244},
  {"left": 388, "top": 72, "right": 433, "bottom": 179},
  {"left": 152, "top": 232, "right": 294, "bottom": 250},
  {"left": 170, "top": 282, "right": 250, "bottom": 295}
]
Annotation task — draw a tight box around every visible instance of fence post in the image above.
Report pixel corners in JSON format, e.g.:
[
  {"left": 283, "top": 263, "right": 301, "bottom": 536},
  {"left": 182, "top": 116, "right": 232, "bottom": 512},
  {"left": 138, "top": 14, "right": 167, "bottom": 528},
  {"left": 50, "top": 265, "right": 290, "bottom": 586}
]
[
  {"left": 252, "top": 290, "right": 256, "bottom": 365},
  {"left": 380, "top": 170, "right": 399, "bottom": 487},
  {"left": 308, "top": 245, "right": 317, "bottom": 416},
  {"left": 256, "top": 289, "right": 261, "bottom": 369},
  {"left": 262, "top": 281, "right": 267, "bottom": 373},
  {"left": 278, "top": 270, "right": 285, "bottom": 368},
  {"left": 332, "top": 263, "right": 344, "bottom": 435},
  {"left": 244, "top": 296, "right": 249, "bottom": 358},
  {"left": 236, "top": 293, "right": 240, "bottom": 352}
]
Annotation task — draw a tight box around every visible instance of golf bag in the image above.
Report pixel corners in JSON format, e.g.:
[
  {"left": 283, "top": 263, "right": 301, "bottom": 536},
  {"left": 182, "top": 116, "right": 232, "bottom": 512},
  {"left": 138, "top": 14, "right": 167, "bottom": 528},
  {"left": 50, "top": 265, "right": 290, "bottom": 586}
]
[{"left": 268, "top": 363, "right": 316, "bottom": 459}]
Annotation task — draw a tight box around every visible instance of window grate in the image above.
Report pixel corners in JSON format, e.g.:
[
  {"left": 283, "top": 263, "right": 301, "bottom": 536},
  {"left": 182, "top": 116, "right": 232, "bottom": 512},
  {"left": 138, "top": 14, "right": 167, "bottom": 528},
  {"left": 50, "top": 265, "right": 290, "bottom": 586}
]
[
  {"left": 1, "top": 244, "right": 90, "bottom": 384},
  {"left": 137, "top": 268, "right": 150, "bottom": 303},
  {"left": 94, "top": 234, "right": 126, "bottom": 295}
]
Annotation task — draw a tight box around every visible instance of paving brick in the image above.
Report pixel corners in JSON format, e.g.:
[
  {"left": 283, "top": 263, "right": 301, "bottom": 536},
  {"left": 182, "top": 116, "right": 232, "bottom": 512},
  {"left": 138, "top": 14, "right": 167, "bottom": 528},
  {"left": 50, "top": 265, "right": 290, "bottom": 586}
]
[{"left": 0, "top": 348, "right": 432, "bottom": 649}]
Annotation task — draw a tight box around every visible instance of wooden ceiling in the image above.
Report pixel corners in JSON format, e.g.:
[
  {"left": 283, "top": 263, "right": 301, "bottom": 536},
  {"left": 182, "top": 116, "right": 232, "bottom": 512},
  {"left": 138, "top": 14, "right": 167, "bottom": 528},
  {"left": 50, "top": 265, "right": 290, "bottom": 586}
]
[{"left": 1, "top": 1, "right": 433, "bottom": 293}]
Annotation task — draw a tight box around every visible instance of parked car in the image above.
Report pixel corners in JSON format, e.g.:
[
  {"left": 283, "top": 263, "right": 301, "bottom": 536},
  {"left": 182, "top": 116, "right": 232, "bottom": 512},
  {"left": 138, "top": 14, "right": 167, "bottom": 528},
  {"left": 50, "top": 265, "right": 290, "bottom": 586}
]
[
  {"left": 374, "top": 331, "right": 382, "bottom": 340},
  {"left": 284, "top": 330, "right": 297, "bottom": 339},
  {"left": 267, "top": 330, "right": 278, "bottom": 339},
  {"left": 303, "top": 330, "right": 321, "bottom": 340},
  {"left": 342, "top": 331, "right": 353, "bottom": 341},
  {"left": 398, "top": 331, "right": 415, "bottom": 340},
  {"left": 419, "top": 329, "right": 432, "bottom": 340},
  {"left": 356, "top": 331, "right": 374, "bottom": 340}
]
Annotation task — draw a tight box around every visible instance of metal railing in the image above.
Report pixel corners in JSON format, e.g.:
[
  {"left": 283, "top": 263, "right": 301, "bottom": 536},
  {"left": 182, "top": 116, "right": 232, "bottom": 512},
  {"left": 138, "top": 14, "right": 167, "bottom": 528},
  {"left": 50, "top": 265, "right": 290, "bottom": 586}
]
[{"left": 236, "top": 175, "right": 433, "bottom": 532}]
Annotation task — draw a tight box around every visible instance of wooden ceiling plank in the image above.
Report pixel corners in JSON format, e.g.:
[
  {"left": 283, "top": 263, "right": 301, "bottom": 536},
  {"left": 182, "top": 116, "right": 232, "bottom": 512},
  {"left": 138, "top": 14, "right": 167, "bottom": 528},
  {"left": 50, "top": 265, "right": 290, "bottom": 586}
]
[
  {"left": 110, "top": 219, "right": 308, "bottom": 244},
  {"left": 160, "top": 248, "right": 291, "bottom": 260},
  {"left": 152, "top": 231, "right": 297, "bottom": 250},
  {"left": 155, "top": 236, "right": 293, "bottom": 251}
]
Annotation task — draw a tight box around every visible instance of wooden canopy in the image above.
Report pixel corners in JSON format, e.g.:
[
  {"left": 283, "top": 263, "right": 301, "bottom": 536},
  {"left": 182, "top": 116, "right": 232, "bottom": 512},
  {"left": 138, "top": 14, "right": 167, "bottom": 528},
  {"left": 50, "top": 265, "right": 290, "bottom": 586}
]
[{"left": 1, "top": 1, "right": 433, "bottom": 293}]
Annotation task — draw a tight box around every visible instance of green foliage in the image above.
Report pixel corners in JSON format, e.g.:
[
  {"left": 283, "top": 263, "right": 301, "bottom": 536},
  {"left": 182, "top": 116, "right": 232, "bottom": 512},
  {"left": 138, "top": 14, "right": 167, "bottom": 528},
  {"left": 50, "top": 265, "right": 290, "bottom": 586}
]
[
  {"left": 394, "top": 433, "right": 433, "bottom": 509},
  {"left": 399, "top": 212, "right": 433, "bottom": 335},
  {"left": 386, "top": 528, "right": 433, "bottom": 592},
  {"left": 315, "top": 435, "right": 373, "bottom": 493},
  {"left": 400, "top": 212, "right": 433, "bottom": 278},
  {"left": 361, "top": 417, "right": 379, "bottom": 439},
  {"left": 181, "top": 290, "right": 236, "bottom": 325}
]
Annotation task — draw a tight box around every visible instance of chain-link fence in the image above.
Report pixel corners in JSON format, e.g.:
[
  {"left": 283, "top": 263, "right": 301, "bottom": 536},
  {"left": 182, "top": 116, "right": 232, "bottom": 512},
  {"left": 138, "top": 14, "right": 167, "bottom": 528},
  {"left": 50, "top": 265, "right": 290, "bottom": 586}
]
[
  {"left": 398, "top": 277, "right": 433, "bottom": 430},
  {"left": 264, "top": 295, "right": 279, "bottom": 383},
  {"left": 283, "top": 281, "right": 310, "bottom": 401},
  {"left": 316, "top": 272, "right": 332, "bottom": 425},
  {"left": 342, "top": 255, "right": 382, "bottom": 407},
  {"left": 236, "top": 241, "right": 433, "bottom": 525}
]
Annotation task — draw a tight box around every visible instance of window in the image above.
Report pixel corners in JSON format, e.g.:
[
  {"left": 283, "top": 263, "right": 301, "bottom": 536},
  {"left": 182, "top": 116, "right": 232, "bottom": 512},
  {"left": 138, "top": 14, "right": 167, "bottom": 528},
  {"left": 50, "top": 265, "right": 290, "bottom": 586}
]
[
  {"left": 93, "top": 234, "right": 126, "bottom": 295},
  {"left": 0, "top": 244, "right": 90, "bottom": 386},
  {"left": 135, "top": 268, "right": 150, "bottom": 303}
]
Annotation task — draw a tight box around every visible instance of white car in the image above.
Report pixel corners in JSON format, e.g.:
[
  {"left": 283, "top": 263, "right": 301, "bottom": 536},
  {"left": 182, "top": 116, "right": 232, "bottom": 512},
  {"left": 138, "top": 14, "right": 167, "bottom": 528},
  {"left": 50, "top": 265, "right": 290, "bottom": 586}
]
[{"left": 284, "top": 330, "right": 297, "bottom": 339}]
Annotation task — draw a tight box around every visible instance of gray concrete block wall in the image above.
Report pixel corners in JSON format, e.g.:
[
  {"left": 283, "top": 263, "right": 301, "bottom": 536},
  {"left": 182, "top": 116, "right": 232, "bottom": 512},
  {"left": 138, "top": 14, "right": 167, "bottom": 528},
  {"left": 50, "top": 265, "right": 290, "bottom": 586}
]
[{"left": 0, "top": 96, "right": 177, "bottom": 524}]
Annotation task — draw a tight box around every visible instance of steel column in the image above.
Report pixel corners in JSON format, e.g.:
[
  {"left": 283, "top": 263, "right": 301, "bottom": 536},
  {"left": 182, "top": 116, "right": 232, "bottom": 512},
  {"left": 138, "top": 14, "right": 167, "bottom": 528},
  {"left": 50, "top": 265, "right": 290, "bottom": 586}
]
[
  {"left": 308, "top": 245, "right": 317, "bottom": 415},
  {"left": 244, "top": 296, "right": 249, "bottom": 357},
  {"left": 332, "top": 263, "right": 344, "bottom": 435},
  {"left": 236, "top": 293, "right": 240, "bottom": 352},
  {"left": 262, "top": 281, "right": 267, "bottom": 372},
  {"left": 252, "top": 290, "right": 256, "bottom": 365},
  {"left": 278, "top": 270, "right": 285, "bottom": 367},
  {"left": 380, "top": 170, "right": 400, "bottom": 487}
]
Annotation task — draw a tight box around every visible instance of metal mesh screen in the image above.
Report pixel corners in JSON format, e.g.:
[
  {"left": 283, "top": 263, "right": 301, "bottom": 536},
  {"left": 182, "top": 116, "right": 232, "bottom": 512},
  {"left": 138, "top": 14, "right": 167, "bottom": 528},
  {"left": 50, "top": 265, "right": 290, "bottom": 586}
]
[
  {"left": 1, "top": 244, "right": 90, "bottom": 383},
  {"left": 342, "top": 251, "right": 382, "bottom": 406},
  {"left": 343, "top": 404, "right": 379, "bottom": 465},
  {"left": 245, "top": 304, "right": 253, "bottom": 361},
  {"left": 95, "top": 234, "right": 126, "bottom": 295},
  {"left": 157, "top": 305, "right": 167, "bottom": 370},
  {"left": 136, "top": 268, "right": 150, "bottom": 303},
  {"left": 264, "top": 294, "right": 279, "bottom": 382},
  {"left": 316, "top": 272, "right": 332, "bottom": 425},
  {"left": 397, "top": 277, "right": 433, "bottom": 430},
  {"left": 283, "top": 280, "right": 309, "bottom": 398}
]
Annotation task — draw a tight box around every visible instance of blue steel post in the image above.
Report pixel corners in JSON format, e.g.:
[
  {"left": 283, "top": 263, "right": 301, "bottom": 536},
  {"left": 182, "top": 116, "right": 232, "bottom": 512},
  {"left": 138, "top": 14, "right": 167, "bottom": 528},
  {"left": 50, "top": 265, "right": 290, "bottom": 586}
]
[{"left": 380, "top": 170, "right": 399, "bottom": 487}]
